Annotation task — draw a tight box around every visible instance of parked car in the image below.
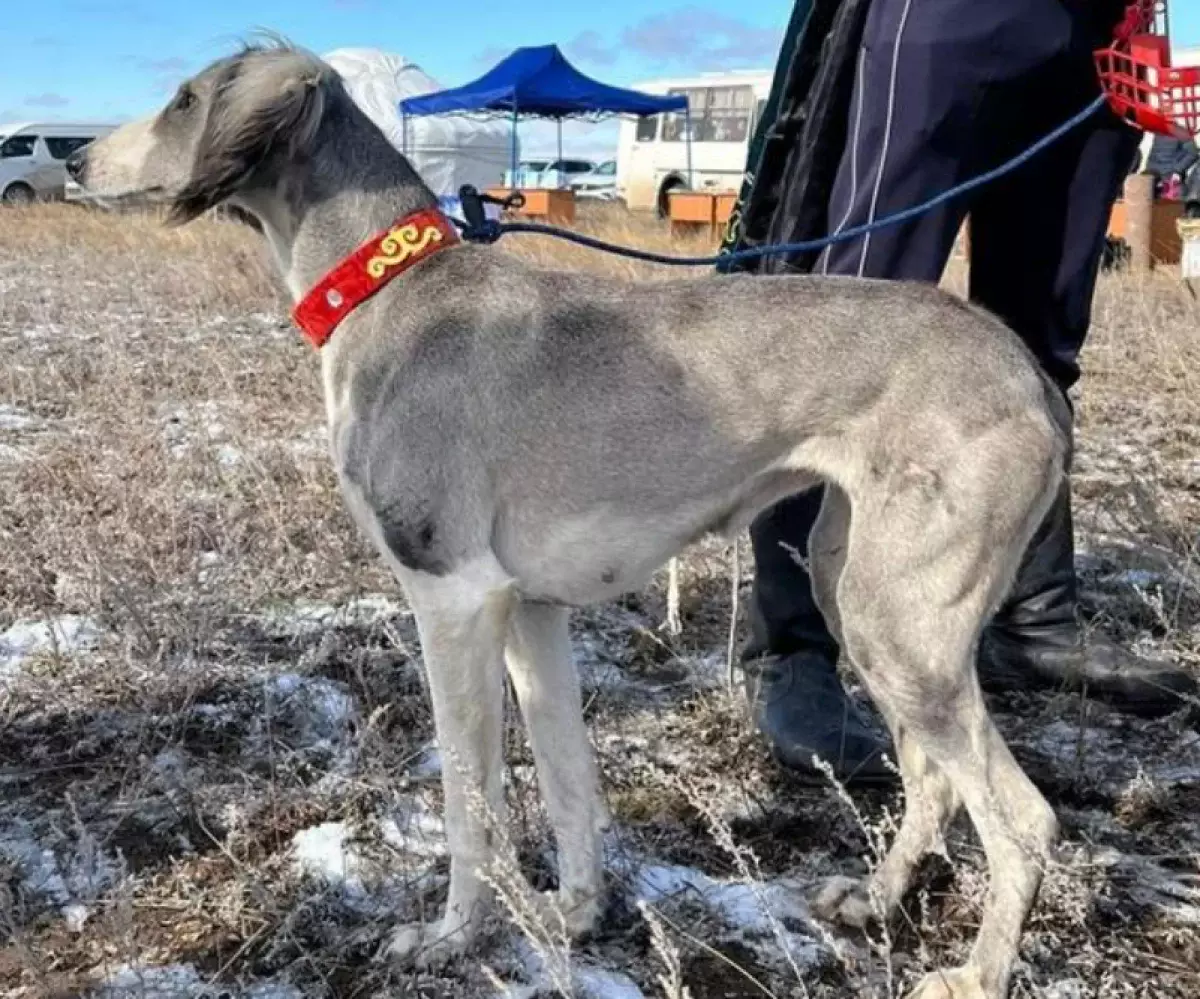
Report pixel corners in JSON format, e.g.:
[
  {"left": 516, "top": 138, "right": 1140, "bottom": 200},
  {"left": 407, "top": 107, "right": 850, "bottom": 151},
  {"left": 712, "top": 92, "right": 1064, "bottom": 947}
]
[
  {"left": 570, "top": 159, "right": 618, "bottom": 200},
  {"left": 541, "top": 158, "right": 595, "bottom": 189},
  {"left": 504, "top": 158, "right": 596, "bottom": 190},
  {"left": 502, "top": 159, "right": 550, "bottom": 188},
  {"left": 0, "top": 122, "right": 118, "bottom": 204}
]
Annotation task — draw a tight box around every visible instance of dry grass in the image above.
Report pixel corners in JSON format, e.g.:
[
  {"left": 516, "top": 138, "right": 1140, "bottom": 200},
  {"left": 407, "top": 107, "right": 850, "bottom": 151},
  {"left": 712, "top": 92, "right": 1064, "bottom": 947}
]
[{"left": 1, "top": 200, "right": 1199, "bottom": 999}]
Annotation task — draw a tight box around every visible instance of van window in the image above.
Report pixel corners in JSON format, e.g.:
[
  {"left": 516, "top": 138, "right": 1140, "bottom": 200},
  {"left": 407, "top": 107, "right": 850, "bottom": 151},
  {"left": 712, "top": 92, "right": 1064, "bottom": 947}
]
[
  {"left": 45, "top": 136, "right": 94, "bottom": 160},
  {"left": 1, "top": 135, "right": 37, "bottom": 159},
  {"left": 635, "top": 116, "right": 658, "bottom": 142}
]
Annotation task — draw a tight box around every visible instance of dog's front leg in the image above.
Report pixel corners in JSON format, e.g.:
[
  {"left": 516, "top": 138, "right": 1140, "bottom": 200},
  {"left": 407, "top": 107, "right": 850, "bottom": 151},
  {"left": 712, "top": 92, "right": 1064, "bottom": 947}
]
[
  {"left": 505, "top": 601, "right": 608, "bottom": 938},
  {"left": 384, "top": 560, "right": 515, "bottom": 969}
]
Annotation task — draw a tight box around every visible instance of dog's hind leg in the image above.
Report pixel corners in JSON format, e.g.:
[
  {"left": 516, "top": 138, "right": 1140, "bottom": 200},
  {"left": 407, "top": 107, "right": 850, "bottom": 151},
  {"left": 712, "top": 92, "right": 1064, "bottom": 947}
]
[
  {"left": 819, "top": 458, "right": 1060, "bottom": 999},
  {"left": 505, "top": 601, "right": 608, "bottom": 937},
  {"left": 384, "top": 558, "right": 514, "bottom": 969},
  {"left": 814, "top": 727, "right": 960, "bottom": 929},
  {"left": 809, "top": 486, "right": 962, "bottom": 929}
]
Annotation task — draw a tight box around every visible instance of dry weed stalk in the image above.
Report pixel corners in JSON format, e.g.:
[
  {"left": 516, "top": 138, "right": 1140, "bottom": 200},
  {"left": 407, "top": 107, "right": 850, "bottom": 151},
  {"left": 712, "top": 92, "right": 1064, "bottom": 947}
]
[{"left": 637, "top": 900, "right": 695, "bottom": 999}]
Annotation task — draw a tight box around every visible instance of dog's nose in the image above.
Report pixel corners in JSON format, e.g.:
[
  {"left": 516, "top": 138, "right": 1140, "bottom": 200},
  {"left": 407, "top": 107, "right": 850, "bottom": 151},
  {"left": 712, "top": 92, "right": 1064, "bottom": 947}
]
[{"left": 65, "top": 148, "right": 87, "bottom": 182}]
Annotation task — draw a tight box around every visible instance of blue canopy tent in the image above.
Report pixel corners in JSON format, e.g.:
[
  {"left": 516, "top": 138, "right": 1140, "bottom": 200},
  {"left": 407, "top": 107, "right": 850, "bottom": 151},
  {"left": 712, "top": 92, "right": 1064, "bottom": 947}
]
[{"left": 399, "top": 44, "right": 691, "bottom": 188}]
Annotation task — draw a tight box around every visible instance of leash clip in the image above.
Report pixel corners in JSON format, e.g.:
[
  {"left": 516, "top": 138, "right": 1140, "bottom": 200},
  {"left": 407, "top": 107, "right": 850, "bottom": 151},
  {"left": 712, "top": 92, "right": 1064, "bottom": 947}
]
[{"left": 457, "top": 185, "right": 525, "bottom": 243}]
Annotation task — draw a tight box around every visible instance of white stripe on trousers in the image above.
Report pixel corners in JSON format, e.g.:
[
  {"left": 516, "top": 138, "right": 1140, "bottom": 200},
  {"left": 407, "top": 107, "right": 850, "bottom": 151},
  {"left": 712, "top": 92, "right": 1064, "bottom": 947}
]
[{"left": 855, "top": 0, "right": 916, "bottom": 277}]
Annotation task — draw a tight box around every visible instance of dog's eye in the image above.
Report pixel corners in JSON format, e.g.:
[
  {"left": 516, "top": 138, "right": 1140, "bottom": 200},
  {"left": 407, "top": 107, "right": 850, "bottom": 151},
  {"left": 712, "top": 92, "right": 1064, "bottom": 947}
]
[{"left": 172, "top": 88, "right": 196, "bottom": 112}]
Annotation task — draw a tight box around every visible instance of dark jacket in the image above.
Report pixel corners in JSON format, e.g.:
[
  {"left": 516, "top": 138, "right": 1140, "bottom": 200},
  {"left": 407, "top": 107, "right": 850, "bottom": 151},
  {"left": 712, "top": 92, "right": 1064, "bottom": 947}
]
[
  {"left": 1145, "top": 135, "right": 1200, "bottom": 180},
  {"left": 719, "top": 0, "right": 1136, "bottom": 270}
]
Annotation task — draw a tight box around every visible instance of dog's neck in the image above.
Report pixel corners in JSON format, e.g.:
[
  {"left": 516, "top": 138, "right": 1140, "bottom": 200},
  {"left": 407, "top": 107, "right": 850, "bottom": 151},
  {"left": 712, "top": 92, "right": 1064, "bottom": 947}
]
[{"left": 237, "top": 104, "right": 441, "bottom": 302}]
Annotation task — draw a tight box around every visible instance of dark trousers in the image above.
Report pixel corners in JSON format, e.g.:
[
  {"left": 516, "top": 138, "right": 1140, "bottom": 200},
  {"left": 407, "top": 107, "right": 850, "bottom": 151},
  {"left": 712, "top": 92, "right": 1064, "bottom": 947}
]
[{"left": 747, "top": 0, "right": 1141, "bottom": 661}]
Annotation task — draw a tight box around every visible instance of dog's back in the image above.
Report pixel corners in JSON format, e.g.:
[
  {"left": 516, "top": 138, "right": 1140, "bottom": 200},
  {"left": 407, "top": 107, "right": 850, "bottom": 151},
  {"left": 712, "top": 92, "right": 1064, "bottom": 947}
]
[{"left": 326, "top": 247, "right": 1065, "bottom": 605}]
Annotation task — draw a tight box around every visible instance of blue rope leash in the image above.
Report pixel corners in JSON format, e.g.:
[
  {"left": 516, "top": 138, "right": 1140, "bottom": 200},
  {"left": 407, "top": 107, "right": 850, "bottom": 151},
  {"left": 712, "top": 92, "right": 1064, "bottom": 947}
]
[{"left": 453, "top": 94, "right": 1108, "bottom": 267}]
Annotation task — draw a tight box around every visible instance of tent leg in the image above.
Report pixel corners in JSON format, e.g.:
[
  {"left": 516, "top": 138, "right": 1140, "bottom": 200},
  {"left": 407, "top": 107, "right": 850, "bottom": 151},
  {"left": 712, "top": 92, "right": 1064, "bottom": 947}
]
[
  {"left": 510, "top": 105, "right": 519, "bottom": 187},
  {"left": 557, "top": 119, "right": 563, "bottom": 188}
]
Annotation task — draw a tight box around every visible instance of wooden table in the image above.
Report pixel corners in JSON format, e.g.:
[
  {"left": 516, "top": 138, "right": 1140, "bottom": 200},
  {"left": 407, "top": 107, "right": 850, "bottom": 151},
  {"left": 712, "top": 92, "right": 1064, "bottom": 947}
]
[
  {"left": 485, "top": 187, "right": 576, "bottom": 225},
  {"left": 1108, "top": 197, "right": 1183, "bottom": 266},
  {"left": 668, "top": 190, "right": 738, "bottom": 241},
  {"left": 957, "top": 199, "right": 1184, "bottom": 267}
]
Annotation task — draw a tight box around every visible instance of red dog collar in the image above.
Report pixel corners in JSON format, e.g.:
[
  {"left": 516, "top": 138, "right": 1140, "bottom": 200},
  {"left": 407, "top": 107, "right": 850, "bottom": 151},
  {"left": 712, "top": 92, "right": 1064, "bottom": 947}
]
[{"left": 291, "top": 207, "right": 460, "bottom": 348}]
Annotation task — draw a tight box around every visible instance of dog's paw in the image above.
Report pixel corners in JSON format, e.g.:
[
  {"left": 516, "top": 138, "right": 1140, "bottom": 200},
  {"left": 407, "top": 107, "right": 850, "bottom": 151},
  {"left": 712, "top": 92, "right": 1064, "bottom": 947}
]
[
  {"left": 812, "top": 875, "right": 878, "bottom": 929},
  {"left": 532, "top": 888, "right": 603, "bottom": 939},
  {"left": 380, "top": 919, "right": 474, "bottom": 969},
  {"left": 905, "top": 965, "right": 988, "bottom": 999}
]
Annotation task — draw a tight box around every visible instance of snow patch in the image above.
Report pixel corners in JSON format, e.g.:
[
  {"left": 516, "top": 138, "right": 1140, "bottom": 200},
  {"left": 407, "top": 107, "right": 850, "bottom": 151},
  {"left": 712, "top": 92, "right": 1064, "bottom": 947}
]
[
  {"left": 90, "top": 963, "right": 303, "bottom": 999},
  {"left": 408, "top": 744, "right": 443, "bottom": 781},
  {"left": 1041, "top": 981, "right": 1090, "bottom": 999},
  {"left": 504, "top": 938, "right": 646, "bottom": 999},
  {"left": 572, "top": 965, "right": 646, "bottom": 999},
  {"left": 293, "top": 822, "right": 367, "bottom": 891},
  {"left": 269, "top": 673, "right": 355, "bottom": 735},
  {"left": 92, "top": 964, "right": 205, "bottom": 999},
  {"left": 0, "top": 827, "right": 70, "bottom": 907},
  {"left": 215, "top": 444, "right": 244, "bottom": 468},
  {"left": 380, "top": 794, "right": 446, "bottom": 858},
  {"left": 629, "top": 861, "right": 822, "bottom": 969},
  {"left": 0, "top": 441, "right": 30, "bottom": 463},
  {"left": 257, "top": 594, "right": 409, "bottom": 638},
  {"left": 261, "top": 673, "right": 358, "bottom": 772},
  {"left": 1, "top": 615, "right": 101, "bottom": 677},
  {"left": 64, "top": 902, "right": 91, "bottom": 932},
  {"left": 0, "top": 820, "right": 120, "bottom": 929},
  {"left": 0, "top": 404, "right": 41, "bottom": 431},
  {"left": 291, "top": 807, "right": 444, "bottom": 915},
  {"left": 1111, "top": 568, "right": 1163, "bottom": 589}
]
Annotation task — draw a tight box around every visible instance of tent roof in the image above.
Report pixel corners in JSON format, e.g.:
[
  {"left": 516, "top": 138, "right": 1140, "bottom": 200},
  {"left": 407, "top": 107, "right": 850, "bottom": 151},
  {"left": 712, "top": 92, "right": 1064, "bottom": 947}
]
[{"left": 399, "top": 44, "right": 689, "bottom": 119}]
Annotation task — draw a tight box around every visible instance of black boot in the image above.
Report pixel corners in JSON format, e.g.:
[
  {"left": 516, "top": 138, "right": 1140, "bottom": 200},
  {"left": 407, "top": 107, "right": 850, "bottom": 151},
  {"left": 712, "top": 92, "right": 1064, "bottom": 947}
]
[
  {"left": 741, "top": 490, "right": 895, "bottom": 786},
  {"left": 979, "top": 481, "right": 1197, "bottom": 717},
  {"left": 743, "top": 650, "right": 896, "bottom": 785}
]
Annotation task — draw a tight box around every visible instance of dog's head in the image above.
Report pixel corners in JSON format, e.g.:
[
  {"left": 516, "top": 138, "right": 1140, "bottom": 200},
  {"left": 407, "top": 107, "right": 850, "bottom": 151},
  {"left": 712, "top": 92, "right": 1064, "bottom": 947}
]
[{"left": 69, "top": 43, "right": 331, "bottom": 224}]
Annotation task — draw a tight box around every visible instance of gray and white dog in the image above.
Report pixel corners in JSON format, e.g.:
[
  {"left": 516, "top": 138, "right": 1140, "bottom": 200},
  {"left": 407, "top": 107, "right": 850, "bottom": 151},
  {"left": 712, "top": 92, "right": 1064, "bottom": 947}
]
[{"left": 70, "top": 43, "right": 1074, "bottom": 999}]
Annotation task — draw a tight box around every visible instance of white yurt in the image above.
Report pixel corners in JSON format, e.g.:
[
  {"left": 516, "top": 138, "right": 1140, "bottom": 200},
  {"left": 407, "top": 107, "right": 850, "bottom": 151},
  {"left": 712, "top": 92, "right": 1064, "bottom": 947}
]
[{"left": 323, "top": 48, "right": 512, "bottom": 210}]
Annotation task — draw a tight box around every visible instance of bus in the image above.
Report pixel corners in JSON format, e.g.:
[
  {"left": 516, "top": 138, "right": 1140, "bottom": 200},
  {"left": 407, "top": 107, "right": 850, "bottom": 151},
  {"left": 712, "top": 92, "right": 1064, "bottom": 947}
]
[{"left": 615, "top": 70, "right": 773, "bottom": 216}]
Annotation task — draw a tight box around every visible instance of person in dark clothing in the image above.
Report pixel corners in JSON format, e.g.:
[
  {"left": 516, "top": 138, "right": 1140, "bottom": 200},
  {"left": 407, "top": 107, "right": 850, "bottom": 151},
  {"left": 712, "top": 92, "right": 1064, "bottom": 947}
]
[
  {"left": 1146, "top": 133, "right": 1199, "bottom": 186},
  {"left": 721, "top": 0, "right": 1198, "bottom": 784},
  {"left": 1145, "top": 133, "right": 1200, "bottom": 210}
]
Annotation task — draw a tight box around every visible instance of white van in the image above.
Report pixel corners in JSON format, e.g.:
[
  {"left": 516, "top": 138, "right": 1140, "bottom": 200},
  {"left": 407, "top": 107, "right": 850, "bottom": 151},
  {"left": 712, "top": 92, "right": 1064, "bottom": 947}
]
[{"left": 0, "top": 122, "right": 118, "bottom": 204}]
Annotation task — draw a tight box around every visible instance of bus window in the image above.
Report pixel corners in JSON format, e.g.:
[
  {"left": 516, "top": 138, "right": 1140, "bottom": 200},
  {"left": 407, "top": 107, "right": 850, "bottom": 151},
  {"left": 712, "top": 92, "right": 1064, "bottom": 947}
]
[
  {"left": 662, "top": 87, "right": 707, "bottom": 142},
  {"left": 635, "top": 116, "right": 659, "bottom": 142},
  {"left": 703, "top": 86, "right": 754, "bottom": 142}
]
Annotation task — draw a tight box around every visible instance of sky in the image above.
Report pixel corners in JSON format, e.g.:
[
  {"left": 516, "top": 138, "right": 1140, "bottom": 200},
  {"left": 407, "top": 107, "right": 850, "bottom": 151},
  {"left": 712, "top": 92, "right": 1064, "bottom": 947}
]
[
  {"left": 0, "top": 1, "right": 793, "bottom": 156},
  {"left": 3, "top": 1, "right": 1198, "bottom": 158}
]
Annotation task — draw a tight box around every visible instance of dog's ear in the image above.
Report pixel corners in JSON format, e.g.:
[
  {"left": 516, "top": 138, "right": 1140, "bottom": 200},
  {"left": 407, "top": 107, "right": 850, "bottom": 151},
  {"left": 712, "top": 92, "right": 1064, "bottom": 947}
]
[{"left": 168, "top": 52, "right": 326, "bottom": 225}]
